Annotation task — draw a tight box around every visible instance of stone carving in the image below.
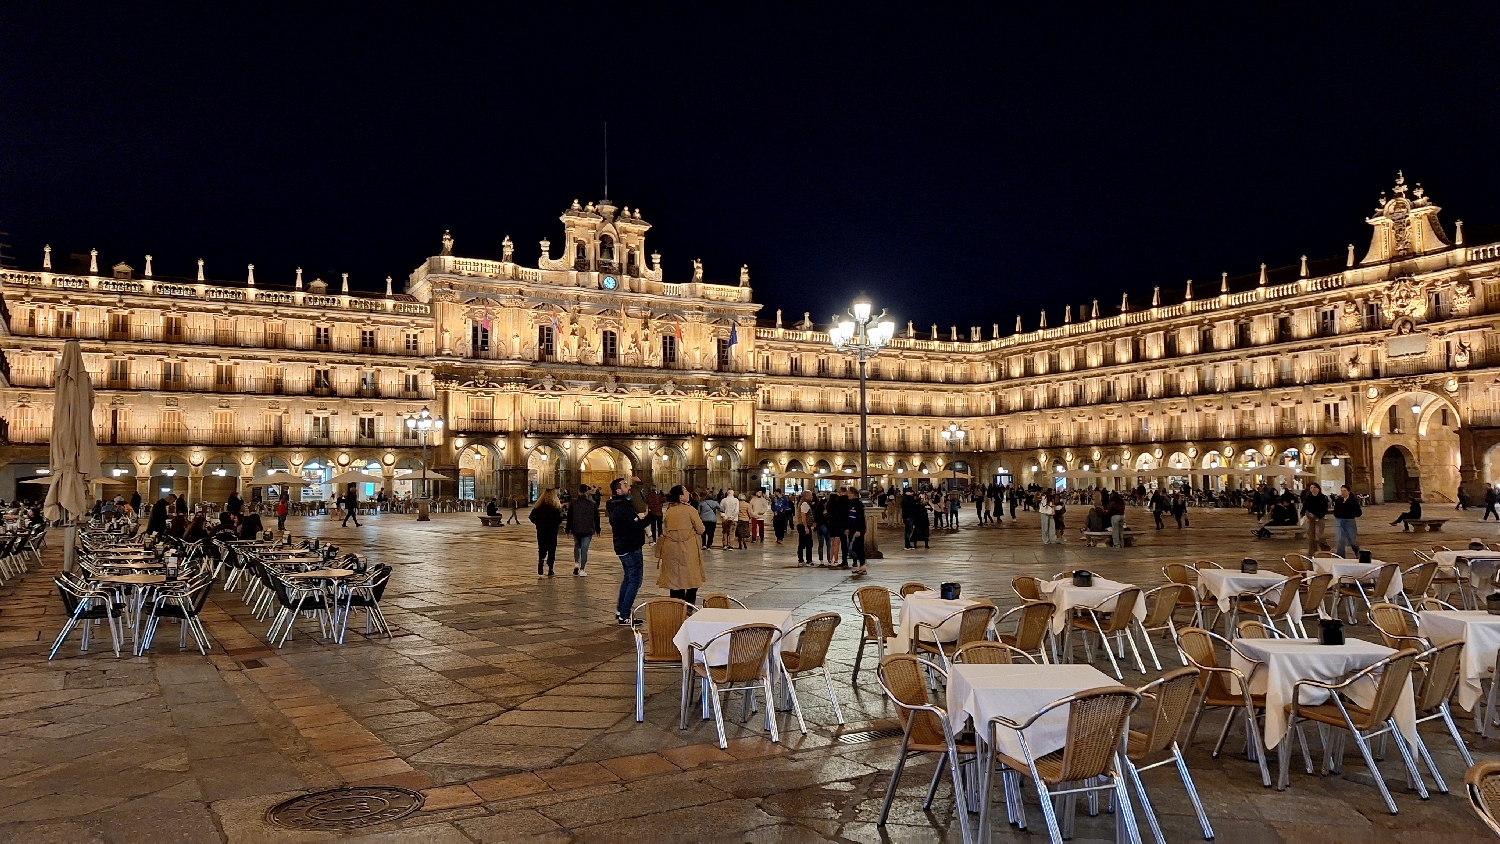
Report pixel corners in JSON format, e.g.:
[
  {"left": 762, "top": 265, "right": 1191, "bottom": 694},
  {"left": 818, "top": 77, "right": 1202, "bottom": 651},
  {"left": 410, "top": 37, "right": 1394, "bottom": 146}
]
[
  {"left": 1381, "top": 277, "right": 1428, "bottom": 328},
  {"left": 1453, "top": 282, "right": 1475, "bottom": 316},
  {"left": 692, "top": 259, "right": 703, "bottom": 283},
  {"left": 1456, "top": 339, "right": 1472, "bottom": 368},
  {"left": 739, "top": 264, "right": 749, "bottom": 287},
  {"left": 501, "top": 236, "right": 514, "bottom": 262},
  {"left": 1341, "top": 301, "right": 1362, "bottom": 331},
  {"left": 440, "top": 230, "right": 453, "bottom": 256}
]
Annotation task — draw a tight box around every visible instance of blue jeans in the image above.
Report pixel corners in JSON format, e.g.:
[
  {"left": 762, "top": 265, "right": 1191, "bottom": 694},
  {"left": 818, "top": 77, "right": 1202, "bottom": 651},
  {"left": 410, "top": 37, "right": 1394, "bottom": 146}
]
[
  {"left": 615, "top": 550, "right": 643, "bottom": 620},
  {"left": 1334, "top": 518, "right": 1359, "bottom": 557},
  {"left": 816, "top": 525, "right": 831, "bottom": 561},
  {"left": 1110, "top": 515, "right": 1125, "bottom": 547},
  {"left": 573, "top": 533, "right": 592, "bottom": 570}
]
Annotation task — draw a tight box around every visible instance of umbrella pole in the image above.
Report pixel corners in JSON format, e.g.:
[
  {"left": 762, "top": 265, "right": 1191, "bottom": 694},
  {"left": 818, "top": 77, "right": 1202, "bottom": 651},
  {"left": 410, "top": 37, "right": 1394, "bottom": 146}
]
[{"left": 62, "top": 511, "right": 76, "bottom": 574}]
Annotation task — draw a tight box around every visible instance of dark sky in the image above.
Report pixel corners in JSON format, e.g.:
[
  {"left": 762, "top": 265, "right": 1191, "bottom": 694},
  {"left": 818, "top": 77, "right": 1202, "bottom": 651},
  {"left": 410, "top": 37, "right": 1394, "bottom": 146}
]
[{"left": 3, "top": 6, "right": 1499, "bottom": 333}]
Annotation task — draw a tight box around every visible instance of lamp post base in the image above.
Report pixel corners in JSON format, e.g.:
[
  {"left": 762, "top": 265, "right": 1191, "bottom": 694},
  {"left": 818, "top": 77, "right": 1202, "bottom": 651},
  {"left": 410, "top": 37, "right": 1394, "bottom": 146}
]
[
  {"left": 863, "top": 512, "right": 883, "bottom": 559},
  {"left": 417, "top": 500, "right": 431, "bottom": 521}
]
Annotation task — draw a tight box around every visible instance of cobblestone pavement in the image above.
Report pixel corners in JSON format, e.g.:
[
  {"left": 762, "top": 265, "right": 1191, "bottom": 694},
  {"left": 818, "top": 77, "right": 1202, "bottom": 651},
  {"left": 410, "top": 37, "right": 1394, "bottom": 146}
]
[{"left": 2, "top": 504, "right": 1499, "bottom": 842}]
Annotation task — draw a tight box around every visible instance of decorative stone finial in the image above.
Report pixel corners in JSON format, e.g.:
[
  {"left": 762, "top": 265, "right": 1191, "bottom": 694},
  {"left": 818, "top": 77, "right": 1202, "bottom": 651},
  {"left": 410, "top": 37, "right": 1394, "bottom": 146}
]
[
  {"left": 1063, "top": 307, "right": 1072, "bottom": 324},
  {"left": 950, "top": 325, "right": 958, "bottom": 341},
  {"left": 1015, "top": 315, "right": 1023, "bottom": 333},
  {"left": 931, "top": 323, "right": 938, "bottom": 339},
  {"left": 385, "top": 276, "right": 393, "bottom": 297},
  {"left": 144, "top": 255, "right": 153, "bottom": 277},
  {"left": 197, "top": 259, "right": 205, "bottom": 281},
  {"left": 1456, "top": 221, "right": 1465, "bottom": 246},
  {"left": 1151, "top": 286, "right": 1160, "bottom": 307},
  {"left": 440, "top": 230, "right": 454, "bottom": 256},
  {"left": 502, "top": 236, "right": 514, "bottom": 262},
  {"left": 341, "top": 273, "right": 349, "bottom": 293},
  {"left": 1038, "top": 310, "right": 1047, "bottom": 329},
  {"left": 1184, "top": 279, "right": 1193, "bottom": 300},
  {"left": 1258, "top": 263, "right": 1267, "bottom": 286},
  {"left": 993, "top": 322, "right": 1001, "bottom": 336},
  {"left": 1120, "top": 292, "right": 1130, "bottom": 313},
  {"left": 802, "top": 311, "right": 811, "bottom": 329},
  {"left": 295, "top": 267, "right": 303, "bottom": 289},
  {"left": 89, "top": 249, "right": 98, "bottom": 274},
  {"left": 739, "top": 264, "right": 750, "bottom": 287},
  {"left": 909, "top": 320, "right": 916, "bottom": 338},
  {"left": 1219, "top": 273, "right": 1228, "bottom": 294},
  {"left": 1091, "top": 299, "right": 1099, "bottom": 320},
  {"left": 1299, "top": 255, "right": 1308, "bottom": 277},
  {"left": 651, "top": 252, "right": 661, "bottom": 271},
  {"left": 247, "top": 264, "right": 255, "bottom": 286},
  {"left": 42, "top": 245, "right": 51, "bottom": 269},
  {"left": 1346, "top": 244, "right": 1355, "bottom": 267},
  {"left": 776, "top": 309, "right": 783, "bottom": 328}
]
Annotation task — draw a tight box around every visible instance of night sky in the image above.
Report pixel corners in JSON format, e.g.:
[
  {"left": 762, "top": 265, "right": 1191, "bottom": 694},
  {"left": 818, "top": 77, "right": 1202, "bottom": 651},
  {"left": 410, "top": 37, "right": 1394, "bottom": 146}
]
[{"left": 3, "top": 7, "right": 1499, "bottom": 334}]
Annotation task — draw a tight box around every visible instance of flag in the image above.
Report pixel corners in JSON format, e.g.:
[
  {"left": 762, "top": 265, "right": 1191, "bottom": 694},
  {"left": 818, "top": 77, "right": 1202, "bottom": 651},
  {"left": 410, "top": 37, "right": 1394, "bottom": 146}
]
[
  {"left": 674, "top": 322, "right": 683, "bottom": 341},
  {"left": 480, "top": 309, "right": 491, "bottom": 331},
  {"left": 728, "top": 324, "right": 738, "bottom": 346},
  {"left": 550, "top": 312, "right": 561, "bottom": 334}
]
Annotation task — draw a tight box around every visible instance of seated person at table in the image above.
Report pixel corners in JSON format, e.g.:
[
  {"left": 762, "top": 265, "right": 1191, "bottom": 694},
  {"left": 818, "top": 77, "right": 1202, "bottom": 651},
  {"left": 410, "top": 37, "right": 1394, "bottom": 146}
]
[
  {"left": 237, "top": 512, "right": 265, "bottom": 540},
  {"left": 184, "top": 513, "right": 209, "bottom": 543},
  {"left": 1389, "top": 497, "right": 1422, "bottom": 530},
  {"left": 168, "top": 511, "right": 187, "bottom": 538},
  {"left": 1266, "top": 499, "right": 1298, "bottom": 526}
]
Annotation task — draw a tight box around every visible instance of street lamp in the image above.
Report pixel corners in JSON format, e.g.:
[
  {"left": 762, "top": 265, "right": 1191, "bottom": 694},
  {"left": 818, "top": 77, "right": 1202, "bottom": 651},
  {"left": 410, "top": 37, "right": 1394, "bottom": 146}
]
[
  {"left": 404, "top": 407, "right": 445, "bottom": 508},
  {"left": 828, "top": 299, "right": 895, "bottom": 497},
  {"left": 940, "top": 423, "right": 966, "bottom": 490}
]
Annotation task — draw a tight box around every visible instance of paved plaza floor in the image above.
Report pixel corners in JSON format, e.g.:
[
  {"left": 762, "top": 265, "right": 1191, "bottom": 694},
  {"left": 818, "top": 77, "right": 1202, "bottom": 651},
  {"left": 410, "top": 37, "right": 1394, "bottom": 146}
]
[{"left": 3, "top": 503, "right": 1499, "bottom": 842}]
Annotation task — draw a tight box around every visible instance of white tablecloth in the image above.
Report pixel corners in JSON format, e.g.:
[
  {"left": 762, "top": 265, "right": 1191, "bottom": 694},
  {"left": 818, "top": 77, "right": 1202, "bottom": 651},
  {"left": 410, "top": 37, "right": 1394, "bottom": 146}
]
[
  {"left": 1310, "top": 558, "right": 1403, "bottom": 599},
  {"left": 1038, "top": 577, "right": 1146, "bottom": 635},
  {"left": 947, "top": 663, "right": 1118, "bottom": 759},
  {"left": 1197, "top": 570, "right": 1299, "bottom": 615},
  {"left": 1229, "top": 638, "right": 1415, "bottom": 749},
  {"left": 1432, "top": 551, "right": 1500, "bottom": 588},
  {"left": 1420, "top": 610, "right": 1500, "bottom": 710},
  {"left": 894, "top": 591, "right": 985, "bottom": 653},
  {"left": 673, "top": 608, "right": 795, "bottom": 670}
]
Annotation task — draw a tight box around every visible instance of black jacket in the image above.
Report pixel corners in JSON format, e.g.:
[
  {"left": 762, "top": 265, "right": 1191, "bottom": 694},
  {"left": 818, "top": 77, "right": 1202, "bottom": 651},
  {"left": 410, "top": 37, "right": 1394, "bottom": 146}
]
[
  {"left": 606, "top": 494, "right": 646, "bottom": 554},
  {"left": 567, "top": 496, "right": 597, "bottom": 536},
  {"left": 529, "top": 503, "right": 563, "bottom": 532},
  {"left": 1332, "top": 496, "right": 1363, "bottom": 519},
  {"left": 1302, "top": 493, "right": 1330, "bottom": 519},
  {"left": 146, "top": 499, "right": 170, "bottom": 535}
]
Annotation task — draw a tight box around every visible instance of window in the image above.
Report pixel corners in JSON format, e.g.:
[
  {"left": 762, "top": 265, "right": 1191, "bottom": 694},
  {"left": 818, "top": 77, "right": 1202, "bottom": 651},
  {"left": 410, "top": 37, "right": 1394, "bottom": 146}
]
[
  {"left": 405, "top": 332, "right": 420, "bottom": 352},
  {"left": 313, "top": 368, "right": 332, "bottom": 391},
  {"left": 869, "top": 362, "right": 881, "bottom": 379},
  {"left": 1318, "top": 308, "right": 1338, "bottom": 336},
  {"left": 360, "top": 329, "right": 376, "bottom": 350},
  {"left": 789, "top": 424, "right": 802, "bottom": 448},
  {"left": 25, "top": 309, "right": 36, "bottom": 332},
  {"left": 161, "top": 361, "right": 184, "bottom": 388},
  {"left": 1165, "top": 333, "right": 1178, "bottom": 357},
  {"left": 310, "top": 416, "right": 331, "bottom": 440},
  {"left": 267, "top": 366, "right": 284, "bottom": 394},
  {"left": 403, "top": 373, "right": 420, "bottom": 394},
  {"left": 1236, "top": 322, "right": 1252, "bottom": 348},
  {"left": 403, "top": 419, "right": 418, "bottom": 440},
  {"left": 359, "top": 371, "right": 377, "bottom": 392},
  {"left": 358, "top": 417, "right": 376, "bottom": 440},
  {"left": 470, "top": 323, "right": 490, "bottom": 353},
  {"left": 602, "top": 330, "right": 618, "bottom": 362},
  {"left": 843, "top": 360, "right": 854, "bottom": 378},
  {"left": 716, "top": 338, "right": 730, "bottom": 369},
  {"left": 160, "top": 409, "right": 184, "bottom": 439},
  {"left": 1388, "top": 405, "right": 1402, "bottom": 434},
  {"left": 1277, "top": 316, "right": 1293, "bottom": 342},
  {"left": 165, "top": 316, "right": 184, "bottom": 341},
  {"left": 538, "top": 325, "right": 555, "bottom": 359},
  {"left": 1362, "top": 302, "right": 1382, "bottom": 331},
  {"left": 661, "top": 334, "right": 677, "bottom": 364},
  {"left": 265, "top": 323, "right": 284, "bottom": 349},
  {"left": 661, "top": 404, "right": 679, "bottom": 425},
  {"left": 314, "top": 326, "right": 331, "bottom": 347},
  {"left": 1428, "top": 291, "right": 1448, "bottom": 320},
  {"left": 1200, "top": 327, "right": 1214, "bottom": 353},
  {"left": 817, "top": 357, "right": 829, "bottom": 376},
  {"left": 214, "top": 364, "right": 234, "bottom": 389},
  {"left": 108, "top": 313, "right": 131, "bottom": 340},
  {"left": 107, "top": 359, "right": 130, "bottom": 388},
  {"left": 789, "top": 356, "right": 802, "bottom": 375},
  {"left": 58, "top": 311, "right": 75, "bottom": 335},
  {"left": 213, "top": 411, "right": 233, "bottom": 441},
  {"left": 602, "top": 402, "right": 621, "bottom": 425}
]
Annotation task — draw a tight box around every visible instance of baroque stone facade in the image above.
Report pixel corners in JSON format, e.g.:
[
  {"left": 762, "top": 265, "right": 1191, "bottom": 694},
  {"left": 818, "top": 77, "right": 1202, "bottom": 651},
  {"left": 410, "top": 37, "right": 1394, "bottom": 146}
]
[{"left": 4, "top": 175, "right": 1500, "bottom": 505}]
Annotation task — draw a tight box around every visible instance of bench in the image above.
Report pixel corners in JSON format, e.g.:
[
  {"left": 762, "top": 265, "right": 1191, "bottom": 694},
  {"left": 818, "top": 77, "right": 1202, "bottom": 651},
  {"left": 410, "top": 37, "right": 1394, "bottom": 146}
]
[
  {"left": 1080, "top": 529, "right": 1143, "bottom": 547},
  {"left": 1406, "top": 519, "right": 1448, "bottom": 532},
  {"left": 478, "top": 515, "right": 505, "bottom": 527},
  {"left": 1258, "top": 524, "right": 1305, "bottom": 539}
]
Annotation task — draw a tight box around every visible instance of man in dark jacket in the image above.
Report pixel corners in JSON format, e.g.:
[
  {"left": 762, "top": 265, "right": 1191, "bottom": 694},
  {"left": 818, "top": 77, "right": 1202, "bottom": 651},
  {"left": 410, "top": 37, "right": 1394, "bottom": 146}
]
[
  {"left": 824, "top": 491, "right": 850, "bottom": 566},
  {"left": 1301, "top": 483, "right": 1330, "bottom": 554},
  {"left": 843, "top": 487, "right": 867, "bottom": 572},
  {"left": 568, "top": 484, "right": 597, "bottom": 576},
  {"left": 147, "top": 494, "right": 174, "bottom": 535},
  {"left": 607, "top": 477, "right": 647, "bottom": 625},
  {"left": 900, "top": 489, "right": 922, "bottom": 549},
  {"left": 226, "top": 491, "right": 243, "bottom": 516},
  {"left": 1332, "top": 484, "right": 1363, "bottom": 557}
]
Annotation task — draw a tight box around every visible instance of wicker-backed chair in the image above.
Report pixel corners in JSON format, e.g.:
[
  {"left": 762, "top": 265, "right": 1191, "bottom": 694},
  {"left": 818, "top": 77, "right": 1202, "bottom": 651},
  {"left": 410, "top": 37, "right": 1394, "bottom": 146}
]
[
  {"left": 1410, "top": 641, "right": 1471, "bottom": 793},
  {"left": 1399, "top": 562, "right": 1439, "bottom": 610},
  {"left": 1293, "top": 572, "right": 1335, "bottom": 636},
  {"left": 1428, "top": 553, "right": 1472, "bottom": 609},
  {"left": 1163, "top": 563, "right": 1219, "bottom": 628},
  {"left": 995, "top": 600, "right": 1056, "bottom": 663},
  {"left": 1127, "top": 668, "right": 1215, "bottom": 842},
  {"left": 778, "top": 612, "right": 844, "bottom": 732},
  {"left": 1195, "top": 559, "right": 1224, "bottom": 569},
  {"left": 701, "top": 593, "right": 747, "bottom": 610},
  {"left": 1412, "top": 596, "right": 1459, "bottom": 612},
  {"left": 1313, "top": 551, "right": 1342, "bottom": 559},
  {"left": 1337, "top": 563, "right": 1399, "bottom": 622},
  {"left": 875, "top": 654, "right": 977, "bottom": 841},
  {"left": 1235, "top": 619, "right": 1281, "bottom": 639},
  {"left": 852, "top": 585, "right": 899, "bottom": 683},
  {"left": 1138, "top": 584, "right": 1191, "bottom": 669},
  {"left": 899, "top": 581, "right": 930, "bottom": 598},
  {"left": 1465, "top": 761, "right": 1500, "bottom": 837},
  {"left": 631, "top": 597, "right": 694, "bottom": 722},
  {"left": 1177, "top": 626, "right": 1273, "bottom": 787},
  {"left": 1063, "top": 588, "right": 1144, "bottom": 680},
  {"left": 1239, "top": 576, "right": 1305, "bottom": 638},
  {"left": 1283, "top": 553, "right": 1315, "bottom": 573},
  {"left": 681, "top": 622, "right": 782, "bottom": 748},
  {"left": 913, "top": 602, "right": 998, "bottom": 669},
  {"left": 1368, "top": 602, "right": 1428, "bottom": 651},
  {"left": 1263, "top": 558, "right": 1301, "bottom": 578},
  {"left": 953, "top": 641, "right": 1037, "bottom": 664},
  {"left": 1012, "top": 575, "right": 1046, "bottom": 603},
  {"left": 983, "top": 686, "right": 1143, "bottom": 844},
  {"left": 1280, "top": 649, "right": 1427, "bottom": 813}
]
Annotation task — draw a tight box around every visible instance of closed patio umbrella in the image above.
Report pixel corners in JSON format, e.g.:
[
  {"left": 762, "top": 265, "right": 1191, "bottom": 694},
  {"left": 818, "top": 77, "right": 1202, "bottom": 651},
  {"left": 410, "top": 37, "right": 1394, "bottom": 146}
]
[
  {"left": 393, "top": 468, "right": 455, "bottom": 481},
  {"left": 43, "top": 340, "right": 101, "bottom": 573},
  {"left": 247, "top": 471, "right": 305, "bottom": 486}
]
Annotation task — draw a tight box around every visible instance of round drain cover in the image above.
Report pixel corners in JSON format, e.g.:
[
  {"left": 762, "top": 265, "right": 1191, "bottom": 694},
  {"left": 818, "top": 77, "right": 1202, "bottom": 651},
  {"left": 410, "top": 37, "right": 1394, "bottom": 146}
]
[{"left": 266, "top": 786, "right": 424, "bottom": 831}]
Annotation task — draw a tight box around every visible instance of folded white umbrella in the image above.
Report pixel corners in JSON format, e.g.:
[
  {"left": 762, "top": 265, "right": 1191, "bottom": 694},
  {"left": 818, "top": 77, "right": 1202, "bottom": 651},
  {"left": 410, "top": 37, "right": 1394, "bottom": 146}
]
[
  {"left": 393, "top": 468, "right": 454, "bottom": 481},
  {"left": 43, "top": 340, "right": 101, "bottom": 572}
]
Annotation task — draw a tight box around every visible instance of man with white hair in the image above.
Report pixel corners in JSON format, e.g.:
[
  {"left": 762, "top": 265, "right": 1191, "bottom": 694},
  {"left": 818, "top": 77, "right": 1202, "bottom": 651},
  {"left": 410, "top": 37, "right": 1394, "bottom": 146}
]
[{"left": 719, "top": 489, "right": 740, "bottom": 550}]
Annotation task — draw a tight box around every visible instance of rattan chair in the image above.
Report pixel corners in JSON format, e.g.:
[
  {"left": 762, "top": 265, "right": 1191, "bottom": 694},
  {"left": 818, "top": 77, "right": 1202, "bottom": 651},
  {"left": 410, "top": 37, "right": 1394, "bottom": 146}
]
[
  {"left": 1295, "top": 573, "right": 1336, "bottom": 637},
  {"left": 1177, "top": 626, "right": 1273, "bottom": 787},
  {"left": 899, "top": 581, "right": 930, "bottom": 598},
  {"left": 1138, "top": 584, "right": 1191, "bottom": 669},
  {"left": 1399, "top": 562, "right": 1439, "bottom": 610},
  {"left": 953, "top": 640, "right": 1037, "bottom": 664},
  {"left": 1410, "top": 641, "right": 1471, "bottom": 793},
  {"left": 1195, "top": 559, "right": 1224, "bottom": 569},
  {"left": 1127, "top": 668, "right": 1215, "bottom": 842},
  {"left": 1012, "top": 575, "right": 1046, "bottom": 603},
  {"left": 995, "top": 600, "right": 1056, "bottom": 663},
  {"left": 1368, "top": 602, "right": 1428, "bottom": 651},
  {"left": 1238, "top": 576, "right": 1304, "bottom": 638},
  {"left": 1279, "top": 649, "right": 1426, "bottom": 813},
  {"left": 983, "top": 686, "right": 1143, "bottom": 844},
  {"left": 1063, "top": 588, "right": 1145, "bottom": 680},
  {"left": 1336, "top": 563, "right": 1399, "bottom": 622},
  {"left": 632, "top": 597, "right": 694, "bottom": 723},
  {"left": 1283, "top": 553, "right": 1315, "bottom": 573},
  {"left": 778, "top": 612, "right": 844, "bottom": 732},
  {"left": 1313, "top": 551, "right": 1342, "bottom": 559},
  {"left": 1235, "top": 619, "right": 1280, "bottom": 639},
  {"left": 701, "top": 593, "right": 747, "bottom": 609},
  {"left": 913, "top": 602, "right": 999, "bottom": 669},
  {"left": 1163, "top": 563, "right": 1219, "bottom": 629},
  {"left": 852, "top": 585, "right": 899, "bottom": 683},
  {"left": 682, "top": 622, "right": 782, "bottom": 749},
  {"left": 875, "top": 654, "right": 977, "bottom": 842},
  {"left": 1465, "top": 761, "right": 1500, "bottom": 837}
]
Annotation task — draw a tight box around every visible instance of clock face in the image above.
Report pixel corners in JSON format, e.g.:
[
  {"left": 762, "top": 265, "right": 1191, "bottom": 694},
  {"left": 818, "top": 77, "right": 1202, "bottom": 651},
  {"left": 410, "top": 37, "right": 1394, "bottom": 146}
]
[{"left": 602, "top": 276, "right": 617, "bottom": 290}]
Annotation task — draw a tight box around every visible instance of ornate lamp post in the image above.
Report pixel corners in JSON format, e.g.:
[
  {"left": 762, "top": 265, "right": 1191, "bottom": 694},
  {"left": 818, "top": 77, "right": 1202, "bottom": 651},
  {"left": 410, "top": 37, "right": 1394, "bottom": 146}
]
[
  {"left": 404, "top": 406, "right": 444, "bottom": 520},
  {"left": 941, "top": 423, "right": 966, "bottom": 489},
  {"left": 828, "top": 300, "right": 895, "bottom": 497}
]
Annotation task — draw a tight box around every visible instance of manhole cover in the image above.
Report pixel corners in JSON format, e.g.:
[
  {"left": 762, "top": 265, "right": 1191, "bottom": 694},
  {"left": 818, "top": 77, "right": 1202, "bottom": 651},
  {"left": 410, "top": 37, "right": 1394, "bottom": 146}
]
[
  {"left": 266, "top": 786, "right": 424, "bottom": 831},
  {"left": 835, "top": 727, "right": 904, "bottom": 744}
]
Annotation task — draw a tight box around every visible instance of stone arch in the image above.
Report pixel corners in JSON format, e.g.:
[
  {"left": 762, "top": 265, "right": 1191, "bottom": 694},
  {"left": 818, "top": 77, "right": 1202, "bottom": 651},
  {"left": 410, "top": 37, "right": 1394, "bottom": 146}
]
[
  {"left": 707, "top": 445, "right": 740, "bottom": 492},
  {"left": 148, "top": 455, "right": 191, "bottom": 500},
  {"left": 579, "top": 445, "right": 634, "bottom": 494},
  {"left": 526, "top": 441, "right": 567, "bottom": 500},
  {"left": 1381, "top": 444, "right": 1420, "bottom": 503},
  {"left": 1364, "top": 389, "right": 1461, "bottom": 436},
  {"left": 649, "top": 443, "right": 690, "bottom": 492},
  {"left": 456, "top": 442, "right": 502, "bottom": 501}
]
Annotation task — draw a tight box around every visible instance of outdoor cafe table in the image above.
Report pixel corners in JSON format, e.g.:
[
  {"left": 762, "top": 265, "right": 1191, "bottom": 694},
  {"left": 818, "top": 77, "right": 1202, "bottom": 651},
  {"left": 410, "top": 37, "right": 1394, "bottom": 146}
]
[
  {"left": 946, "top": 663, "right": 1123, "bottom": 840},
  {"left": 1229, "top": 637, "right": 1416, "bottom": 749},
  {"left": 1432, "top": 550, "right": 1500, "bottom": 589},
  {"left": 283, "top": 568, "right": 355, "bottom": 580},
  {"left": 96, "top": 574, "right": 168, "bottom": 586},
  {"left": 672, "top": 608, "right": 797, "bottom": 721},
  {"left": 1419, "top": 610, "right": 1500, "bottom": 712},
  {"left": 1037, "top": 577, "right": 1146, "bottom": 635},
  {"left": 1310, "top": 558, "right": 1404, "bottom": 600},
  {"left": 894, "top": 590, "right": 986, "bottom": 653},
  {"left": 1197, "top": 570, "right": 1302, "bottom": 617}
]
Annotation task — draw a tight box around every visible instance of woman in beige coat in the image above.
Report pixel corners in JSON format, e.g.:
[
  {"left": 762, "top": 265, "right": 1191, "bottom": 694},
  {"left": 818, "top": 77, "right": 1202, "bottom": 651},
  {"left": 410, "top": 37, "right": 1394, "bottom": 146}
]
[{"left": 657, "top": 485, "right": 706, "bottom": 604}]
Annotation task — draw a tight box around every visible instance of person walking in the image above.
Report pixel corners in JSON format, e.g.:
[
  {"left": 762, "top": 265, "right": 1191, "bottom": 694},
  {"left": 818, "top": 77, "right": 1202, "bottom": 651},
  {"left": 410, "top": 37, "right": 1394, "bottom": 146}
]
[
  {"left": 1038, "top": 493, "right": 1056, "bottom": 544},
  {"left": 1332, "top": 484, "right": 1363, "bottom": 558},
  {"left": 1485, "top": 484, "right": 1498, "bottom": 521},
  {"left": 529, "top": 489, "right": 564, "bottom": 576},
  {"left": 226, "top": 490, "right": 243, "bottom": 517},
  {"left": 568, "top": 484, "right": 597, "bottom": 576},
  {"left": 697, "top": 493, "right": 720, "bottom": 548},
  {"left": 719, "top": 489, "right": 740, "bottom": 550},
  {"left": 771, "top": 491, "right": 791, "bottom": 544},
  {"left": 748, "top": 489, "right": 771, "bottom": 543},
  {"left": 507, "top": 494, "right": 522, "bottom": 524},
  {"left": 606, "top": 477, "right": 647, "bottom": 625},
  {"left": 1301, "top": 483, "right": 1330, "bottom": 555},
  {"left": 657, "top": 485, "right": 706, "bottom": 605},
  {"left": 341, "top": 483, "right": 362, "bottom": 527},
  {"left": 901, "top": 488, "right": 920, "bottom": 549},
  {"left": 644, "top": 487, "right": 664, "bottom": 541},
  {"left": 795, "top": 490, "right": 816, "bottom": 565},
  {"left": 275, "top": 492, "right": 289, "bottom": 532},
  {"left": 1170, "top": 492, "right": 1187, "bottom": 529}
]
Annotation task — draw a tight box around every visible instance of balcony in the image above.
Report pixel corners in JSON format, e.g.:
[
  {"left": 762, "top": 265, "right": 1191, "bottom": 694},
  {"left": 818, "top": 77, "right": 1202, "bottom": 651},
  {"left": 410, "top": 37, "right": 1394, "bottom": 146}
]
[
  {"left": 452, "top": 416, "right": 508, "bottom": 436},
  {"left": 523, "top": 417, "right": 704, "bottom": 437}
]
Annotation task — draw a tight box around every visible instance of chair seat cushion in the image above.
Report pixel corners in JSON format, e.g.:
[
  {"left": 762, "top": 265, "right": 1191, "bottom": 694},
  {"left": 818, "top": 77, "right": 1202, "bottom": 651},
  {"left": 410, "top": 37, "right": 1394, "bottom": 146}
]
[
  {"left": 995, "top": 748, "right": 1067, "bottom": 785},
  {"left": 1285, "top": 699, "right": 1374, "bottom": 729}
]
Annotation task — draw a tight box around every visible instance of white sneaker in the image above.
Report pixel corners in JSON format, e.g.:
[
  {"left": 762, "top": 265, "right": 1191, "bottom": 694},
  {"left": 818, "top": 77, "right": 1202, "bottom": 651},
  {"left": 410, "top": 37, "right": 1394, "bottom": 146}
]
[{"left": 578, "top": 568, "right": 588, "bottom": 576}]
